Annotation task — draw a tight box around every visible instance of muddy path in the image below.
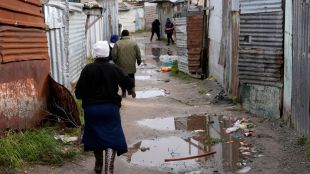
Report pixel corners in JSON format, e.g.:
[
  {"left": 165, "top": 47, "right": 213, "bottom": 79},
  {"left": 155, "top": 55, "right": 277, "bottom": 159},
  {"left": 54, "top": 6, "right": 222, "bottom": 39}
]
[{"left": 20, "top": 33, "right": 310, "bottom": 174}]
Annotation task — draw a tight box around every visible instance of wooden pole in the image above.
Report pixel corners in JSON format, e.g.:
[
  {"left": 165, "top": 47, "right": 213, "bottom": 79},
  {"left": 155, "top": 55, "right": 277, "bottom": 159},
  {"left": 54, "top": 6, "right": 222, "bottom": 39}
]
[{"left": 164, "top": 151, "right": 216, "bottom": 162}]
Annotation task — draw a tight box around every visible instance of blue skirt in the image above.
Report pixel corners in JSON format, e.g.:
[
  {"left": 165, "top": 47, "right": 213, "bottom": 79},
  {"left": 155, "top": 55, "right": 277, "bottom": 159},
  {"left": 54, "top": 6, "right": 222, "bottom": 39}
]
[{"left": 82, "top": 103, "right": 127, "bottom": 156}]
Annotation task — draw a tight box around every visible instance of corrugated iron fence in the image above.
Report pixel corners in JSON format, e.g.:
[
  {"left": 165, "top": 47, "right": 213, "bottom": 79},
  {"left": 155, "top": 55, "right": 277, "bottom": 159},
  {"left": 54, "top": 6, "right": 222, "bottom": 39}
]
[
  {"left": 239, "top": 0, "right": 284, "bottom": 87},
  {"left": 291, "top": 0, "right": 310, "bottom": 137},
  {"left": 175, "top": 17, "right": 189, "bottom": 73},
  {"left": 45, "top": 1, "right": 86, "bottom": 89},
  {"left": 85, "top": 0, "right": 119, "bottom": 57},
  {"left": 238, "top": 0, "right": 284, "bottom": 118}
]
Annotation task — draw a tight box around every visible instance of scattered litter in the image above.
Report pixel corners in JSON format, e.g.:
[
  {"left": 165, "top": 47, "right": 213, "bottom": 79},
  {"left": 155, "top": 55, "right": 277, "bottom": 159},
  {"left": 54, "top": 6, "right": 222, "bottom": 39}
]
[
  {"left": 185, "top": 170, "right": 203, "bottom": 174},
  {"left": 244, "top": 132, "right": 252, "bottom": 137},
  {"left": 254, "top": 154, "right": 264, "bottom": 158},
  {"left": 140, "top": 147, "right": 150, "bottom": 152},
  {"left": 194, "top": 130, "right": 205, "bottom": 133},
  {"left": 226, "top": 126, "right": 239, "bottom": 134},
  {"left": 165, "top": 151, "right": 216, "bottom": 162},
  {"left": 238, "top": 166, "right": 251, "bottom": 173},
  {"left": 54, "top": 135, "right": 78, "bottom": 144},
  {"left": 206, "top": 93, "right": 212, "bottom": 97}
]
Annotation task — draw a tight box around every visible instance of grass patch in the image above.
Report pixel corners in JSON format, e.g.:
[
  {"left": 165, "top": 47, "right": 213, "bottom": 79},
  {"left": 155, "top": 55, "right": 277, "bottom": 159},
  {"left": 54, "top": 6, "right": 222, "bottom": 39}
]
[
  {"left": 297, "top": 135, "right": 308, "bottom": 145},
  {"left": 205, "top": 136, "right": 222, "bottom": 145},
  {"left": 232, "top": 96, "right": 238, "bottom": 105},
  {"left": 75, "top": 98, "right": 84, "bottom": 125},
  {"left": 134, "top": 29, "right": 146, "bottom": 33},
  {"left": 0, "top": 128, "right": 82, "bottom": 170},
  {"left": 171, "top": 60, "right": 189, "bottom": 80},
  {"left": 306, "top": 142, "right": 310, "bottom": 158}
]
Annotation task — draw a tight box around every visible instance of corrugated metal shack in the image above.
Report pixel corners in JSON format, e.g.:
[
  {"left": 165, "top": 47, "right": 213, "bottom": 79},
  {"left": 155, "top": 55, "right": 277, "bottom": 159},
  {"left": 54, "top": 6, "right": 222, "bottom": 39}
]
[
  {"left": 45, "top": 1, "right": 87, "bottom": 89},
  {"left": 290, "top": 0, "right": 310, "bottom": 137},
  {"left": 238, "top": 0, "right": 284, "bottom": 118},
  {"left": 0, "top": 0, "right": 50, "bottom": 130},
  {"left": 84, "top": 0, "right": 119, "bottom": 57},
  {"left": 119, "top": 2, "right": 145, "bottom": 32}
]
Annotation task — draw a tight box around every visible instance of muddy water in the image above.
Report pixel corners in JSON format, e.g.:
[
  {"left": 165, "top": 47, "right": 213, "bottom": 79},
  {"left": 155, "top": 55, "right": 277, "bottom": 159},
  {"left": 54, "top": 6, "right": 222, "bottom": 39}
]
[{"left": 125, "top": 115, "right": 252, "bottom": 173}]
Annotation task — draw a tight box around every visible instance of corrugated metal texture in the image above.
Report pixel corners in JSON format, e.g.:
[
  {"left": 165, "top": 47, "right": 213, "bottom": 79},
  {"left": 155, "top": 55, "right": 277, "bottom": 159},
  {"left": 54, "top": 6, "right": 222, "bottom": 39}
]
[
  {"left": 0, "top": 59, "right": 50, "bottom": 130},
  {"left": 85, "top": 11, "right": 104, "bottom": 57},
  {"left": 291, "top": 0, "right": 310, "bottom": 137},
  {"left": 144, "top": 2, "right": 158, "bottom": 31},
  {"left": 68, "top": 3, "right": 87, "bottom": 86},
  {"left": 240, "top": 0, "right": 282, "bottom": 14},
  {"left": 135, "top": 8, "right": 145, "bottom": 31},
  {"left": 175, "top": 17, "right": 189, "bottom": 73},
  {"left": 0, "top": 26, "right": 49, "bottom": 63},
  {"left": 187, "top": 15, "right": 203, "bottom": 73},
  {"left": 0, "top": 0, "right": 46, "bottom": 29},
  {"left": 158, "top": 2, "right": 174, "bottom": 39},
  {"left": 45, "top": 2, "right": 67, "bottom": 87},
  {"left": 238, "top": 1, "right": 284, "bottom": 87},
  {"left": 85, "top": 0, "right": 118, "bottom": 57},
  {"left": 283, "top": 0, "right": 292, "bottom": 121}
]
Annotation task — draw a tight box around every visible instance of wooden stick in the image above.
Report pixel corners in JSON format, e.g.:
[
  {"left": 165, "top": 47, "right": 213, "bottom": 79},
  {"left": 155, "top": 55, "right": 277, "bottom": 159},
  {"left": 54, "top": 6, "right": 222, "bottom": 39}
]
[{"left": 164, "top": 151, "right": 216, "bottom": 162}]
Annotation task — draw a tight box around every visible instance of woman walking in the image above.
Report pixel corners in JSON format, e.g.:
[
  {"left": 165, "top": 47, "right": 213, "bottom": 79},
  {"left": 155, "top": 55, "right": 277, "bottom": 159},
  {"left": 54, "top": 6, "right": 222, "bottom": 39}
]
[{"left": 75, "top": 41, "right": 135, "bottom": 174}]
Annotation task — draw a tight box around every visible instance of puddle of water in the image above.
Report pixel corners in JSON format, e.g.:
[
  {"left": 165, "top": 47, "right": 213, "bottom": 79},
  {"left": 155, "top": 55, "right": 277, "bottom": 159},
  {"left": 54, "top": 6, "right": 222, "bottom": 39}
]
[
  {"left": 135, "top": 88, "right": 167, "bottom": 99},
  {"left": 137, "top": 117, "right": 176, "bottom": 130},
  {"left": 126, "top": 115, "right": 252, "bottom": 173},
  {"left": 135, "top": 75, "right": 151, "bottom": 80}
]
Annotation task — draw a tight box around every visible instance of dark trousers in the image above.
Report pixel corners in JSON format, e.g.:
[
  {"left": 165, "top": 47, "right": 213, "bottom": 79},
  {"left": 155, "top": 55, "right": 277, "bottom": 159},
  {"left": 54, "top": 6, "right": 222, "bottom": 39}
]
[
  {"left": 150, "top": 30, "right": 160, "bottom": 41},
  {"left": 121, "top": 74, "right": 135, "bottom": 97},
  {"left": 167, "top": 33, "right": 174, "bottom": 45}
]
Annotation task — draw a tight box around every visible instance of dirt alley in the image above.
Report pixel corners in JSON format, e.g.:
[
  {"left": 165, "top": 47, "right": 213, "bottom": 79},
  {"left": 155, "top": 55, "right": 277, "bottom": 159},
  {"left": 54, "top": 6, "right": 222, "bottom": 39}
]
[{"left": 21, "top": 33, "right": 310, "bottom": 174}]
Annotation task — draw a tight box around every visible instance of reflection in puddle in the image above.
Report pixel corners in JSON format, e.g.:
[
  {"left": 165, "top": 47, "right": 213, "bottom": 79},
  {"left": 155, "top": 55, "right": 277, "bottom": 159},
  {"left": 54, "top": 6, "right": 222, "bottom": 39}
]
[
  {"left": 136, "top": 88, "right": 167, "bottom": 99},
  {"left": 126, "top": 115, "right": 247, "bottom": 173},
  {"left": 135, "top": 75, "right": 151, "bottom": 80},
  {"left": 137, "top": 117, "right": 175, "bottom": 130}
]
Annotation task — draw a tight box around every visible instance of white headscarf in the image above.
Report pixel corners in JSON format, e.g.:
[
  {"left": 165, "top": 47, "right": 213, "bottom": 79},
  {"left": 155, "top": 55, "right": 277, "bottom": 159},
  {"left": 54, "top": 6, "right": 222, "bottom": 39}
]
[{"left": 92, "top": 41, "right": 110, "bottom": 58}]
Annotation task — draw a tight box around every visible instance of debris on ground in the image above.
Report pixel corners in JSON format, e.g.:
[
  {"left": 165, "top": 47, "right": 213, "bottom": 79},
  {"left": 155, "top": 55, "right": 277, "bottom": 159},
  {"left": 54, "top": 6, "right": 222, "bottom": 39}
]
[
  {"left": 54, "top": 135, "right": 78, "bottom": 144},
  {"left": 238, "top": 166, "right": 251, "bottom": 173},
  {"left": 164, "top": 151, "right": 216, "bottom": 162},
  {"left": 140, "top": 147, "right": 150, "bottom": 152}
]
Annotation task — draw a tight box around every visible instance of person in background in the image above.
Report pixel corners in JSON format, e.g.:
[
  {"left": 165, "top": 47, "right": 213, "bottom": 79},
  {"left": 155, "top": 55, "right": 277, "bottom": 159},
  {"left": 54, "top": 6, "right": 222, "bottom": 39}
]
[
  {"left": 165, "top": 18, "right": 175, "bottom": 46},
  {"left": 112, "top": 29, "right": 141, "bottom": 98},
  {"left": 75, "top": 41, "right": 135, "bottom": 174},
  {"left": 109, "top": 34, "right": 119, "bottom": 63},
  {"left": 150, "top": 18, "right": 160, "bottom": 42}
]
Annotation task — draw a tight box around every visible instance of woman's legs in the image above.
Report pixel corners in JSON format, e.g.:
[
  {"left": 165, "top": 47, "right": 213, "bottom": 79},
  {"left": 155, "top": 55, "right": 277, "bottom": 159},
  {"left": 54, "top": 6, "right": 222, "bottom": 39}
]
[
  {"left": 94, "top": 150, "right": 103, "bottom": 174},
  {"left": 104, "top": 148, "right": 117, "bottom": 174}
]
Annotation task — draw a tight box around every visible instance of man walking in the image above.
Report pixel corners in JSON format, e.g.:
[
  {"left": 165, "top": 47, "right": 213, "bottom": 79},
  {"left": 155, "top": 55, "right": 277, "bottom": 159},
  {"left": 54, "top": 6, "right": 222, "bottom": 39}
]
[
  {"left": 165, "top": 18, "right": 175, "bottom": 45},
  {"left": 150, "top": 19, "right": 160, "bottom": 42},
  {"left": 112, "top": 30, "right": 142, "bottom": 98}
]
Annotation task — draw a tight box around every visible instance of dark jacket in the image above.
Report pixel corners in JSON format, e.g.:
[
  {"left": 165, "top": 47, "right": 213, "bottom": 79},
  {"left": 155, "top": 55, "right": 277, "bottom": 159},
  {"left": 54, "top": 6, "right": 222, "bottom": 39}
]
[
  {"left": 112, "top": 36, "right": 142, "bottom": 74},
  {"left": 165, "top": 21, "right": 174, "bottom": 34},
  {"left": 75, "top": 59, "right": 134, "bottom": 107},
  {"left": 152, "top": 19, "right": 160, "bottom": 32}
]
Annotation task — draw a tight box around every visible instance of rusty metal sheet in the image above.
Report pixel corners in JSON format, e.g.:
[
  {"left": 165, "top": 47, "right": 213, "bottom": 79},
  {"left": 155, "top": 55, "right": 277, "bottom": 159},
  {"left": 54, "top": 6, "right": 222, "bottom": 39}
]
[
  {"left": 0, "top": 26, "right": 48, "bottom": 63},
  {"left": 0, "top": 60, "right": 50, "bottom": 130},
  {"left": 238, "top": 7, "right": 284, "bottom": 86},
  {"left": 48, "top": 75, "right": 81, "bottom": 127},
  {"left": 187, "top": 15, "right": 203, "bottom": 73},
  {"left": 230, "top": 12, "right": 240, "bottom": 96},
  {"left": 0, "top": 0, "right": 47, "bottom": 29}
]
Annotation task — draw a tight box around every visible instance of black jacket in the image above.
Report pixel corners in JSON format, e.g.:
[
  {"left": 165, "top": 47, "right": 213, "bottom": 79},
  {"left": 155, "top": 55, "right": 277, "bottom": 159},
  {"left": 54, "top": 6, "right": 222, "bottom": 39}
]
[{"left": 75, "top": 59, "right": 134, "bottom": 108}]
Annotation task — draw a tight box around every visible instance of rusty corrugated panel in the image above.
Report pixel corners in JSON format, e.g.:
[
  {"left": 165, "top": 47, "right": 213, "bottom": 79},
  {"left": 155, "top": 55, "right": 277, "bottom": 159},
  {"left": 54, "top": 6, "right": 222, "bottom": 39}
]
[
  {"left": 0, "top": 26, "right": 48, "bottom": 63},
  {"left": 187, "top": 15, "right": 203, "bottom": 73},
  {"left": 0, "top": 60, "right": 50, "bottom": 130},
  {"left": 291, "top": 0, "right": 310, "bottom": 137},
  {"left": 48, "top": 75, "right": 81, "bottom": 127},
  {"left": 238, "top": 0, "right": 284, "bottom": 87},
  {"left": 0, "top": 0, "right": 47, "bottom": 29}
]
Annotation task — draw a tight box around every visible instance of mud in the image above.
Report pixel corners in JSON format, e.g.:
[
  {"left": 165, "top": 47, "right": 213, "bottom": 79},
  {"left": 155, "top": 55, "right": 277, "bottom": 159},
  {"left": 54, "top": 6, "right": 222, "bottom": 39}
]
[{"left": 19, "top": 32, "right": 310, "bottom": 174}]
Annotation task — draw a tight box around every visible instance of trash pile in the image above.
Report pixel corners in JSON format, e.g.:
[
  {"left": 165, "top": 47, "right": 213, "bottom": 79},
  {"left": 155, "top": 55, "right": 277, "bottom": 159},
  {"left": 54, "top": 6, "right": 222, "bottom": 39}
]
[
  {"left": 224, "top": 117, "right": 264, "bottom": 173},
  {"left": 159, "top": 53, "right": 178, "bottom": 72}
]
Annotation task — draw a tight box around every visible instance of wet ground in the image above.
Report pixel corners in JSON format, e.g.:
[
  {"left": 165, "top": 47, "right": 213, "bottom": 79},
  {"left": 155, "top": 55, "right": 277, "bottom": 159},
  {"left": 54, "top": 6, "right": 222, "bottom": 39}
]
[{"left": 19, "top": 33, "right": 310, "bottom": 174}]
